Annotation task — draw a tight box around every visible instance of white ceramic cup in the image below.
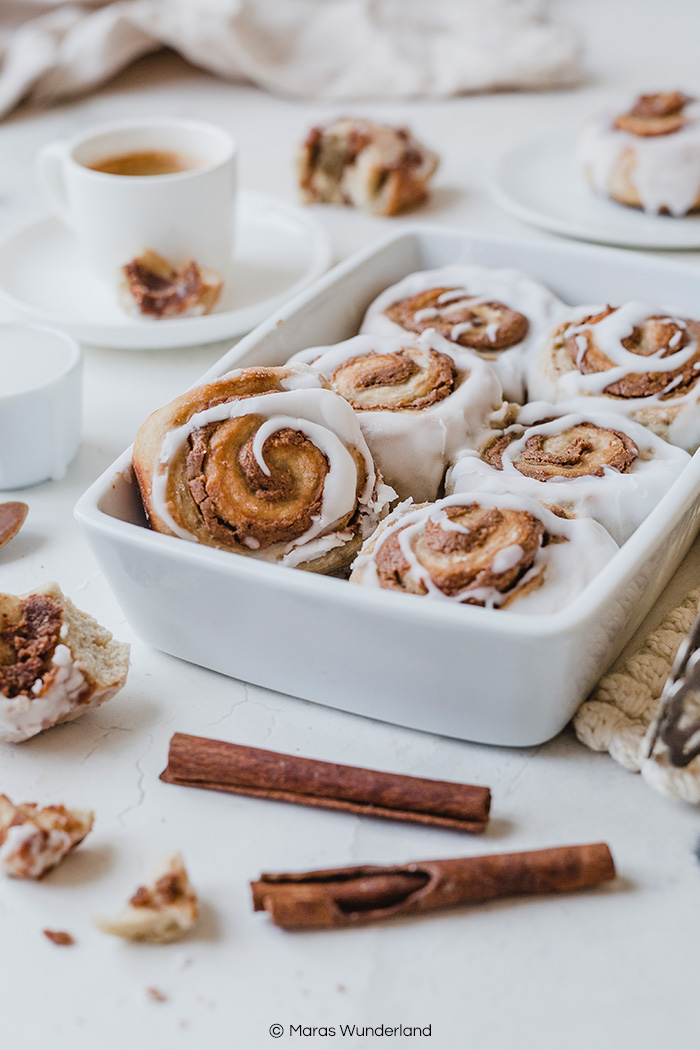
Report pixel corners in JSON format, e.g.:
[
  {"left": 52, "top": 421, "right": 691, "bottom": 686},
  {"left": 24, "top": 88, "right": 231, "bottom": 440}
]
[
  {"left": 36, "top": 118, "right": 237, "bottom": 285},
  {"left": 0, "top": 323, "right": 82, "bottom": 490}
]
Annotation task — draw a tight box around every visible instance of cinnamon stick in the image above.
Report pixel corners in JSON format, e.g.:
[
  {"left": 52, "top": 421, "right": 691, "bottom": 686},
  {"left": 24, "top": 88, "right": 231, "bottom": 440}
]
[
  {"left": 160, "top": 733, "right": 490, "bottom": 833},
  {"left": 251, "top": 843, "right": 616, "bottom": 930}
]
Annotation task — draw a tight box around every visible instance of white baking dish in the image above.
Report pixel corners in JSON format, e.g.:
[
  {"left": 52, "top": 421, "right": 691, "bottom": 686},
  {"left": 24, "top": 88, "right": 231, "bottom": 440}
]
[{"left": 75, "top": 227, "right": 700, "bottom": 747}]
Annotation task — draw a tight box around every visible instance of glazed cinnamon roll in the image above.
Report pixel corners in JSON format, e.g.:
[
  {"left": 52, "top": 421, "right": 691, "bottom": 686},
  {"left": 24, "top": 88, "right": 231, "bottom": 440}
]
[
  {"left": 446, "top": 402, "right": 690, "bottom": 544},
  {"left": 132, "top": 365, "right": 396, "bottom": 573},
  {"left": 350, "top": 492, "right": 618, "bottom": 615},
  {"left": 360, "top": 265, "right": 565, "bottom": 402},
  {"left": 289, "top": 333, "right": 504, "bottom": 502},
  {"left": 528, "top": 303, "right": 700, "bottom": 451},
  {"left": 579, "top": 92, "right": 700, "bottom": 215}
]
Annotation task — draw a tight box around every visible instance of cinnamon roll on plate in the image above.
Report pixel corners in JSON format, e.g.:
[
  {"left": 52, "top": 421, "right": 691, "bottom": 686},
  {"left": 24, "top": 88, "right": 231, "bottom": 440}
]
[
  {"left": 446, "top": 402, "right": 690, "bottom": 545},
  {"left": 350, "top": 491, "right": 618, "bottom": 616},
  {"left": 528, "top": 303, "right": 700, "bottom": 452},
  {"left": 289, "top": 332, "right": 503, "bottom": 502},
  {"left": 132, "top": 365, "right": 396, "bottom": 574},
  {"left": 360, "top": 264, "right": 565, "bottom": 402},
  {"left": 579, "top": 92, "right": 700, "bottom": 216}
]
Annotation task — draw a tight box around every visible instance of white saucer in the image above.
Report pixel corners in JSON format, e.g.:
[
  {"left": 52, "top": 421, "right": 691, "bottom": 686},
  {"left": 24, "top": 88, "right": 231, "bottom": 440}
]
[
  {"left": 0, "top": 192, "right": 332, "bottom": 350},
  {"left": 490, "top": 129, "right": 700, "bottom": 250}
]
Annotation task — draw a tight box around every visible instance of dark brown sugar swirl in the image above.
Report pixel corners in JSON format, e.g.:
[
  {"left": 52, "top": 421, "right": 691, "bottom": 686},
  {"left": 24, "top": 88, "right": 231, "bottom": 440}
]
[
  {"left": 0, "top": 595, "right": 63, "bottom": 698},
  {"left": 374, "top": 503, "right": 545, "bottom": 604},
  {"left": 330, "top": 346, "right": 457, "bottom": 411},
  {"left": 484, "top": 422, "right": 639, "bottom": 482},
  {"left": 567, "top": 307, "right": 700, "bottom": 399},
  {"left": 385, "top": 287, "right": 529, "bottom": 353}
]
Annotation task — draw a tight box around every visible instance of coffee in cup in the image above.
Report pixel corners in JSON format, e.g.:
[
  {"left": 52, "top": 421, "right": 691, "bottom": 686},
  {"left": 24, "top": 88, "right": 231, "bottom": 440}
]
[{"left": 88, "top": 150, "right": 203, "bottom": 177}]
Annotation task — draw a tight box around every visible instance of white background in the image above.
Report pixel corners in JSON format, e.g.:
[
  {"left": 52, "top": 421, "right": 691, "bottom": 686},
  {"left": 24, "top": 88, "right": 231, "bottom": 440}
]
[{"left": 1, "top": 2, "right": 698, "bottom": 1048}]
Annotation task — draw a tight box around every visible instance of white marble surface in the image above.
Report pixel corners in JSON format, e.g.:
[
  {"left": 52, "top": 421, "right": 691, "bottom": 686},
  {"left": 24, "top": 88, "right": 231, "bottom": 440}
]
[{"left": 2, "top": 3, "right": 700, "bottom": 1048}]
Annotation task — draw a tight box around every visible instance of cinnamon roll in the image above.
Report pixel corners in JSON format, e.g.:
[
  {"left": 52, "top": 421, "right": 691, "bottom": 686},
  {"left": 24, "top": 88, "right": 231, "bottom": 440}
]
[
  {"left": 288, "top": 333, "right": 503, "bottom": 502},
  {"left": 132, "top": 365, "right": 396, "bottom": 574},
  {"left": 446, "top": 402, "right": 690, "bottom": 544},
  {"left": 528, "top": 303, "right": 700, "bottom": 451},
  {"left": 579, "top": 92, "right": 700, "bottom": 215},
  {"left": 360, "top": 265, "right": 565, "bottom": 402},
  {"left": 350, "top": 492, "right": 618, "bottom": 615},
  {"left": 297, "top": 118, "right": 439, "bottom": 217}
]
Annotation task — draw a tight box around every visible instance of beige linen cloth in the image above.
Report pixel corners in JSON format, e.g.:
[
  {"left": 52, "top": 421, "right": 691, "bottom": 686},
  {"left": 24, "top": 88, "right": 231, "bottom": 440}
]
[
  {"left": 0, "top": 0, "right": 580, "bottom": 117},
  {"left": 574, "top": 588, "right": 700, "bottom": 804}
]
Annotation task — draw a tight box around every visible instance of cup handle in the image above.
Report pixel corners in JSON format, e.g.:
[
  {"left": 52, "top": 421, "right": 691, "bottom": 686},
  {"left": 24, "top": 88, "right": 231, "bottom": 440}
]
[{"left": 36, "top": 141, "right": 71, "bottom": 226}]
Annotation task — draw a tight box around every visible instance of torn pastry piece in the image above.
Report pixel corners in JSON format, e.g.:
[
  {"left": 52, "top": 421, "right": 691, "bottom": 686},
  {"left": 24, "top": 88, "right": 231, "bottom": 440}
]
[
  {"left": 446, "top": 402, "right": 690, "bottom": 544},
  {"left": 527, "top": 303, "right": 700, "bottom": 451},
  {"left": 350, "top": 490, "right": 618, "bottom": 615},
  {"left": 93, "top": 852, "right": 199, "bottom": 943},
  {"left": 0, "top": 794, "right": 93, "bottom": 879},
  {"left": 120, "top": 250, "right": 223, "bottom": 319},
  {"left": 132, "top": 364, "right": 396, "bottom": 574},
  {"left": 288, "top": 332, "right": 503, "bottom": 501},
  {"left": 0, "top": 583, "right": 130, "bottom": 743},
  {"left": 297, "top": 117, "right": 439, "bottom": 216},
  {"left": 360, "top": 264, "right": 565, "bottom": 401},
  {"left": 579, "top": 92, "right": 700, "bottom": 214}
]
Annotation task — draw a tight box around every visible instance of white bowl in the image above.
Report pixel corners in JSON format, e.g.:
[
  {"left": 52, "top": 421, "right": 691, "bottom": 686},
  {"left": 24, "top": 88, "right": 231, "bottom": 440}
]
[{"left": 75, "top": 227, "right": 700, "bottom": 747}]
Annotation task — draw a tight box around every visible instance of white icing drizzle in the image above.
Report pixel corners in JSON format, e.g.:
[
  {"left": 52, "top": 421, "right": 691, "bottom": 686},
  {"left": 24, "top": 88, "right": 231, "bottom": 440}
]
[
  {"left": 288, "top": 331, "right": 503, "bottom": 502},
  {"left": 413, "top": 307, "right": 440, "bottom": 323},
  {"left": 351, "top": 490, "right": 618, "bottom": 615},
  {"left": 437, "top": 288, "right": 470, "bottom": 305},
  {"left": 446, "top": 402, "right": 690, "bottom": 545},
  {"left": 491, "top": 543, "right": 526, "bottom": 573},
  {"left": 579, "top": 101, "right": 700, "bottom": 216},
  {"left": 359, "top": 264, "right": 567, "bottom": 402}
]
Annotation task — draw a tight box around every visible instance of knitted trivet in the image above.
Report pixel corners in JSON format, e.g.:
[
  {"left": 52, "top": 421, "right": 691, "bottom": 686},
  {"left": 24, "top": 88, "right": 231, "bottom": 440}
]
[{"left": 573, "top": 587, "right": 700, "bottom": 803}]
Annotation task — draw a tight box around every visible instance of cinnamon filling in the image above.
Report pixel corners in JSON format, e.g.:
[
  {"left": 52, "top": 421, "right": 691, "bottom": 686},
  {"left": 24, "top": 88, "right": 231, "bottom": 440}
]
[
  {"left": 0, "top": 595, "right": 63, "bottom": 698},
  {"left": 385, "top": 287, "right": 529, "bottom": 353},
  {"left": 130, "top": 872, "right": 190, "bottom": 910},
  {"left": 123, "top": 251, "right": 211, "bottom": 319},
  {"left": 484, "top": 422, "right": 638, "bottom": 481},
  {"left": 186, "top": 417, "right": 332, "bottom": 548},
  {"left": 567, "top": 307, "right": 700, "bottom": 399},
  {"left": 330, "top": 347, "right": 456, "bottom": 410},
  {"left": 375, "top": 504, "right": 544, "bottom": 603},
  {"left": 614, "top": 92, "right": 692, "bottom": 137}
]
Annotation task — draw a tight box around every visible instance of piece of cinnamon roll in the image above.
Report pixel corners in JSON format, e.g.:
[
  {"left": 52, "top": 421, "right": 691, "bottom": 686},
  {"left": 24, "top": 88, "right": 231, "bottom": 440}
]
[
  {"left": 350, "top": 491, "right": 618, "bottom": 615},
  {"left": 446, "top": 402, "right": 690, "bottom": 544},
  {"left": 289, "top": 333, "right": 504, "bottom": 502},
  {"left": 297, "top": 118, "right": 439, "bottom": 216},
  {"left": 528, "top": 303, "right": 700, "bottom": 451},
  {"left": 132, "top": 365, "right": 396, "bottom": 574},
  {"left": 579, "top": 91, "right": 700, "bottom": 215},
  {"left": 360, "top": 264, "right": 565, "bottom": 402}
]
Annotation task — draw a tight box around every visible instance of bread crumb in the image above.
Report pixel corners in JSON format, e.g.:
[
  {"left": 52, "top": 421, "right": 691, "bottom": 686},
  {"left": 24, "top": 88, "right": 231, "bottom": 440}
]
[{"left": 93, "top": 852, "right": 199, "bottom": 944}]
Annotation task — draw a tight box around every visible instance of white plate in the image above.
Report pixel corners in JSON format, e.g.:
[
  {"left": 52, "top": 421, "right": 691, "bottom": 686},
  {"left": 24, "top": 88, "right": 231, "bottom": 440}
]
[
  {"left": 490, "top": 129, "right": 700, "bottom": 250},
  {"left": 0, "top": 192, "right": 332, "bottom": 350},
  {"left": 76, "top": 228, "right": 700, "bottom": 747}
]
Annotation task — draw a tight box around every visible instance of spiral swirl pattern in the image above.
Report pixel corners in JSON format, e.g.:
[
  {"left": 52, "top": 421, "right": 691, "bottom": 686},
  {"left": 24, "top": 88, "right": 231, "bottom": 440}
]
[{"left": 133, "top": 365, "right": 395, "bottom": 572}]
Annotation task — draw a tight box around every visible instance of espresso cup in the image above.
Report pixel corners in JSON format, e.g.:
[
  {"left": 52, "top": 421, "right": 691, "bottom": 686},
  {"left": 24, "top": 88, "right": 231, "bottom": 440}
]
[
  {"left": 36, "top": 118, "right": 236, "bottom": 285},
  {"left": 0, "top": 323, "right": 82, "bottom": 490}
]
